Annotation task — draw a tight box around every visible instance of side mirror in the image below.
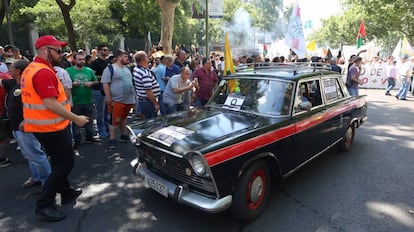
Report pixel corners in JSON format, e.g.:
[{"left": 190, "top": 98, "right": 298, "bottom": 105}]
[{"left": 298, "top": 101, "right": 312, "bottom": 111}]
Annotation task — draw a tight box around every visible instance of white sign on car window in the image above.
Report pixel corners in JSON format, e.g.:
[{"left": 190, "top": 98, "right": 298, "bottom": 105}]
[{"left": 223, "top": 95, "right": 245, "bottom": 111}]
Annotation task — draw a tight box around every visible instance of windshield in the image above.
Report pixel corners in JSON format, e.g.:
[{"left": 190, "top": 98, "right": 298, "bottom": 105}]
[{"left": 209, "top": 78, "right": 294, "bottom": 116}]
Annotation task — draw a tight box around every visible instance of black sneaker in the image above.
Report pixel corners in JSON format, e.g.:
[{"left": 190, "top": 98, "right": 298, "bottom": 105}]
[
  {"left": 35, "top": 206, "right": 66, "bottom": 221},
  {"left": 61, "top": 188, "right": 82, "bottom": 205},
  {"left": 0, "top": 158, "right": 11, "bottom": 168},
  {"left": 120, "top": 135, "right": 130, "bottom": 143},
  {"left": 85, "top": 138, "right": 101, "bottom": 144},
  {"left": 109, "top": 139, "right": 116, "bottom": 150}
]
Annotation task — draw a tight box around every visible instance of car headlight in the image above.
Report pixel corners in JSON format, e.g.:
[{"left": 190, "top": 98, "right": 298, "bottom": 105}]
[
  {"left": 186, "top": 152, "right": 209, "bottom": 177},
  {"left": 191, "top": 155, "right": 206, "bottom": 176}
]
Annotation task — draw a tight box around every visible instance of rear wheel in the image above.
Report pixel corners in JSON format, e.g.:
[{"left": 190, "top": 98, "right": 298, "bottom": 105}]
[
  {"left": 231, "top": 160, "right": 271, "bottom": 222},
  {"left": 337, "top": 123, "right": 355, "bottom": 151}
]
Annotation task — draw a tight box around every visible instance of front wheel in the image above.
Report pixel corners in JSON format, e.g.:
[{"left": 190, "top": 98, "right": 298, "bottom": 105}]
[
  {"left": 231, "top": 160, "right": 271, "bottom": 222},
  {"left": 337, "top": 123, "right": 355, "bottom": 152}
]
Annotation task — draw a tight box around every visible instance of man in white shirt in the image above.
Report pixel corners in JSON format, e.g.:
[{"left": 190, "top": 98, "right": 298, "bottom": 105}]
[{"left": 395, "top": 55, "right": 413, "bottom": 100}]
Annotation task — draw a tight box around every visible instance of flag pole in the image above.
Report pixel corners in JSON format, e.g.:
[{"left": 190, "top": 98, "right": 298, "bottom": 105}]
[{"left": 205, "top": 0, "right": 209, "bottom": 56}]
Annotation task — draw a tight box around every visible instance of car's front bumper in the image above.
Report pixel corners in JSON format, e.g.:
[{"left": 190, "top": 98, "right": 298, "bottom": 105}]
[{"left": 131, "top": 159, "right": 232, "bottom": 213}]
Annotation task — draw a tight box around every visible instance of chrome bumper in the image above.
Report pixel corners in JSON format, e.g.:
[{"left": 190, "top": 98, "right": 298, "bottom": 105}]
[{"left": 131, "top": 159, "right": 232, "bottom": 213}]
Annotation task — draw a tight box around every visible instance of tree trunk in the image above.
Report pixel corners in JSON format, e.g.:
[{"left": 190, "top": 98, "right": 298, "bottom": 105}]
[
  {"left": 56, "top": 0, "right": 76, "bottom": 50},
  {"left": 157, "top": 0, "right": 180, "bottom": 54}
]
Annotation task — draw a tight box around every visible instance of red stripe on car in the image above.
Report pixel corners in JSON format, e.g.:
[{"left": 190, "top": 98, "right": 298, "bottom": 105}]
[{"left": 205, "top": 102, "right": 358, "bottom": 167}]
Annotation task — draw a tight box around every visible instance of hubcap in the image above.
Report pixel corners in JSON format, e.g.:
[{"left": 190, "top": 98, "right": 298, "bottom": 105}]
[
  {"left": 250, "top": 176, "right": 263, "bottom": 203},
  {"left": 345, "top": 127, "right": 353, "bottom": 145},
  {"left": 247, "top": 170, "right": 266, "bottom": 209}
]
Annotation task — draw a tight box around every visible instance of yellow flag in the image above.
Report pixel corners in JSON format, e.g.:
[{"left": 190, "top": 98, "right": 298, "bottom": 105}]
[
  {"left": 402, "top": 36, "right": 414, "bottom": 56},
  {"left": 306, "top": 40, "right": 316, "bottom": 51},
  {"left": 224, "top": 32, "right": 237, "bottom": 92},
  {"left": 224, "top": 32, "right": 235, "bottom": 76}
]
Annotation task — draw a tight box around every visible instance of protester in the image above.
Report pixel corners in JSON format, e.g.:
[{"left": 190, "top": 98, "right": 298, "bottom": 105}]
[
  {"left": 54, "top": 58, "right": 73, "bottom": 104},
  {"left": 67, "top": 53, "right": 100, "bottom": 154},
  {"left": 101, "top": 49, "right": 136, "bottom": 150},
  {"left": 385, "top": 56, "right": 397, "bottom": 96},
  {"left": 0, "top": 59, "right": 51, "bottom": 188},
  {"left": 395, "top": 55, "right": 414, "bottom": 100},
  {"left": 165, "top": 55, "right": 180, "bottom": 83},
  {"left": 346, "top": 56, "right": 363, "bottom": 96},
  {"left": 163, "top": 67, "right": 195, "bottom": 114},
  {"left": 154, "top": 56, "right": 167, "bottom": 115},
  {"left": 21, "top": 35, "right": 88, "bottom": 221},
  {"left": 174, "top": 50, "right": 190, "bottom": 68},
  {"left": 132, "top": 51, "right": 161, "bottom": 120},
  {"left": 0, "top": 59, "right": 12, "bottom": 168},
  {"left": 193, "top": 57, "right": 219, "bottom": 106},
  {"left": 90, "top": 44, "right": 111, "bottom": 138}
]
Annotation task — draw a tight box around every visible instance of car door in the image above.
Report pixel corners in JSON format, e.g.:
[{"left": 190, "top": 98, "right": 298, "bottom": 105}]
[
  {"left": 320, "top": 76, "right": 349, "bottom": 143},
  {"left": 292, "top": 78, "right": 332, "bottom": 167}
]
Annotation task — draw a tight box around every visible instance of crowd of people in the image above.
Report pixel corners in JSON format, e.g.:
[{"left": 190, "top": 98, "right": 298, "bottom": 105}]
[{"left": 2, "top": 35, "right": 414, "bottom": 222}]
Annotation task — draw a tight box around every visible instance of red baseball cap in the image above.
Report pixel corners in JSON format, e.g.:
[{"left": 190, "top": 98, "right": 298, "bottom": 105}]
[{"left": 35, "top": 35, "right": 67, "bottom": 49}]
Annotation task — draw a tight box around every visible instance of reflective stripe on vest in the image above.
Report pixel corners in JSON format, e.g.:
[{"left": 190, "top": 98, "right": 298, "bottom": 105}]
[
  {"left": 21, "top": 62, "right": 70, "bottom": 132},
  {"left": 25, "top": 117, "right": 67, "bottom": 125},
  {"left": 23, "top": 99, "right": 70, "bottom": 110}
]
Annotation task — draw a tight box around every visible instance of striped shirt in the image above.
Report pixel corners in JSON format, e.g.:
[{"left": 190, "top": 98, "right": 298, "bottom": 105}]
[{"left": 132, "top": 65, "right": 161, "bottom": 101}]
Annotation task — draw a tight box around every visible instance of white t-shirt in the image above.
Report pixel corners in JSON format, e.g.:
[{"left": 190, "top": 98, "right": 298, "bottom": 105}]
[{"left": 399, "top": 61, "right": 412, "bottom": 77}]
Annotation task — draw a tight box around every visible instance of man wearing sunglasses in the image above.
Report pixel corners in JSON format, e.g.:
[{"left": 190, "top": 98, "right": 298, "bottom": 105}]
[
  {"left": 90, "top": 44, "right": 111, "bottom": 138},
  {"left": 20, "top": 35, "right": 89, "bottom": 222}
]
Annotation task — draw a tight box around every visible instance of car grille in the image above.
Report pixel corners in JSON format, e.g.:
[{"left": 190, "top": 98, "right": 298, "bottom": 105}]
[{"left": 140, "top": 143, "right": 216, "bottom": 195}]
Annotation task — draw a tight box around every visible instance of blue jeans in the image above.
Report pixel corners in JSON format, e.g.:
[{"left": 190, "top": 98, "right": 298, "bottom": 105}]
[
  {"left": 158, "top": 92, "right": 166, "bottom": 115},
  {"left": 139, "top": 100, "right": 157, "bottom": 119},
  {"left": 348, "top": 87, "right": 359, "bottom": 97},
  {"left": 71, "top": 103, "right": 95, "bottom": 146},
  {"left": 193, "top": 98, "right": 209, "bottom": 107},
  {"left": 396, "top": 76, "right": 410, "bottom": 99},
  {"left": 164, "top": 102, "right": 184, "bottom": 115},
  {"left": 13, "top": 130, "right": 51, "bottom": 184},
  {"left": 93, "top": 90, "right": 108, "bottom": 137},
  {"left": 385, "top": 78, "right": 396, "bottom": 93}
]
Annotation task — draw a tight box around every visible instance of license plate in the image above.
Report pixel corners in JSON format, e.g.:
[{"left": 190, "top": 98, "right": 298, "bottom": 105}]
[{"left": 145, "top": 175, "right": 168, "bottom": 198}]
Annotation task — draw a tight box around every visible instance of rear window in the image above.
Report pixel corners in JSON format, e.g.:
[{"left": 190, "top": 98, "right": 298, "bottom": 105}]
[{"left": 322, "top": 77, "right": 345, "bottom": 103}]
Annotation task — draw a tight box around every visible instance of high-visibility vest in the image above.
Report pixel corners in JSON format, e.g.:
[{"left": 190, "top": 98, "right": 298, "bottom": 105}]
[{"left": 21, "top": 62, "right": 70, "bottom": 132}]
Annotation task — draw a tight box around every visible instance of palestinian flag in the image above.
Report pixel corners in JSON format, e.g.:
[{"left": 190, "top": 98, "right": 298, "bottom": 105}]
[
  {"left": 263, "top": 43, "right": 268, "bottom": 57},
  {"left": 356, "top": 21, "right": 366, "bottom": 49}
]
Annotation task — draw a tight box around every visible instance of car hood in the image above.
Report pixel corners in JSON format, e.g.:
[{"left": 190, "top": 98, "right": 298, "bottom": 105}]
[{"left": 129, "top": 107, "right": 269, "bottom": 154}]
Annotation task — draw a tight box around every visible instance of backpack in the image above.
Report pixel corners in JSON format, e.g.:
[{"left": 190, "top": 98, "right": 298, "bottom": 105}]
[{"left": 100, "top": 64, "right": 114, "bottom": 96}]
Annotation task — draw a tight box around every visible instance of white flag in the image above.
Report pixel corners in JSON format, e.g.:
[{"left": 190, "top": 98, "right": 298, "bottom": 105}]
[
  {"left": 285, "top": 0, "right": 306, "bottom": 58},
  {"left": 391, "top": 39, "right": 401, "bottom": 59}
]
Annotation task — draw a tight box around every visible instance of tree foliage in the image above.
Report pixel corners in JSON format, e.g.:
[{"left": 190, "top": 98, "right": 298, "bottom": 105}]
[
  {"left": 9, "top": 0, "right": 289, "bottom": 53},
  {"left": 21, "top": 0, "right": 120, "bottom": 49},
  {"left": 308, "top": 6, "right": 366, "bottom": 48},
  {"left": 342, "top": 0, "right": 414, "bottom": 41},
  {"left": 312, "top": 0, "right": 414, "bottom": 53}
]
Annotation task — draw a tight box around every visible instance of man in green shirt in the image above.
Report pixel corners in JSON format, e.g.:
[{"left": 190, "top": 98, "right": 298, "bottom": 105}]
[{"left": 66, "top": 53, "right": 99, "bottom": 153}]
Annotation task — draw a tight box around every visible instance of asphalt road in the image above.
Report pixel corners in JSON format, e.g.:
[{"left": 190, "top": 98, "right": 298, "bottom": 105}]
[{"left": 0, "top": 89, "right": 413, "bottom": 232}]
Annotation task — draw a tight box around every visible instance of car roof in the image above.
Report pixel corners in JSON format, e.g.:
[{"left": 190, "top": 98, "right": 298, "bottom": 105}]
[{"left": 226, "top": 63, "right": 339, "bottom": 82}]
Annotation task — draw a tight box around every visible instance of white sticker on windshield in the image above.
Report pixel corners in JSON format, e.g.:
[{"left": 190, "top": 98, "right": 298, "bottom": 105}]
[
  {"left": 148, "top": 125, "right": 194, "bottom": 147},
  {"left": 223, "top": 95, "right": 245, "bottom": 110}
]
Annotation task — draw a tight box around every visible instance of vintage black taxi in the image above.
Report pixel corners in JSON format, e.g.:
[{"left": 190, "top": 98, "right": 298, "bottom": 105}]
[{"left": 128, "top": 64, "right": 368, "bottom": 221}]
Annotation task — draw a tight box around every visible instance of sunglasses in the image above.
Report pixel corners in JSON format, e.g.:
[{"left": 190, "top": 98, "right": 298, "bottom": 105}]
[
  {"left": 47, "top": 47, "right": 63, "bottom": 55},
  {"left": 102, "top": 48, "right": 109, "bottom": 51}
]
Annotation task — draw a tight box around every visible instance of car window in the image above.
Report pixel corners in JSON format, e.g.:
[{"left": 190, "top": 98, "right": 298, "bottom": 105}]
[
  {"left": 322, "top": 77, "right": 345, "bottom": 103},
  {"left": 209, "top": 78, "right": 294, "bottom": 116},
  {"left": 294, "top": 79, "right": 322, "bottom": 113}
]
